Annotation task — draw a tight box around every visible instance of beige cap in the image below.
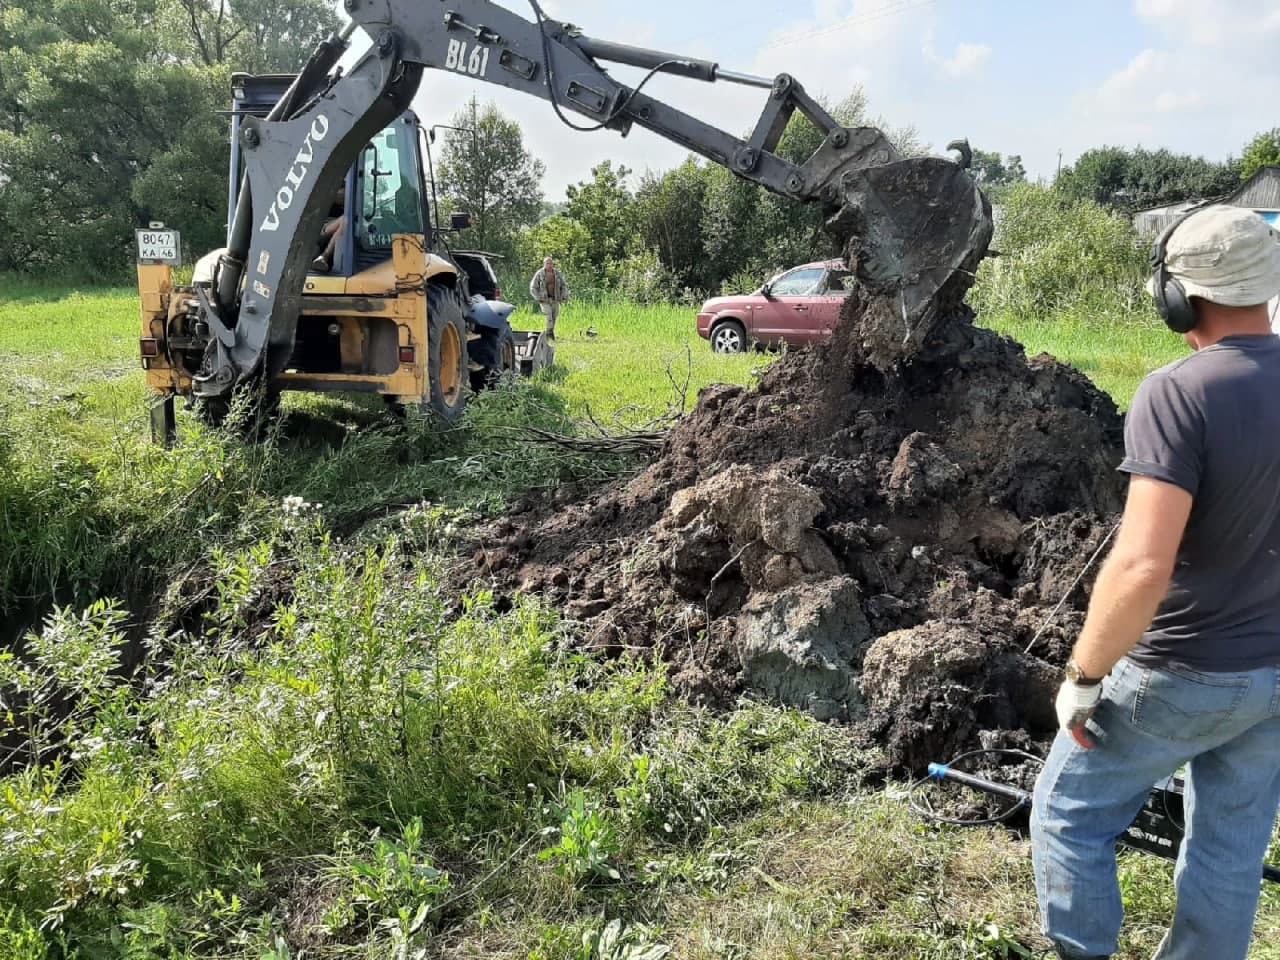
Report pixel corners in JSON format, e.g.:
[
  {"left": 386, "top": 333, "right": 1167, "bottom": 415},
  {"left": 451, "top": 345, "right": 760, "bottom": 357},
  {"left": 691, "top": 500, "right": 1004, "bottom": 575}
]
[{"left": 1149, "top": 205, "right": 1280, "bottom": 307}]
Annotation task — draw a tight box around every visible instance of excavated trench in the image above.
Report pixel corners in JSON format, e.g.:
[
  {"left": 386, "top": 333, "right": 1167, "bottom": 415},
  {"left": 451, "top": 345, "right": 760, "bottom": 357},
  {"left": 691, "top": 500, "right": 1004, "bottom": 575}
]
[{"left": 462, "top": 189, "right": 1129, "bottom": 774}]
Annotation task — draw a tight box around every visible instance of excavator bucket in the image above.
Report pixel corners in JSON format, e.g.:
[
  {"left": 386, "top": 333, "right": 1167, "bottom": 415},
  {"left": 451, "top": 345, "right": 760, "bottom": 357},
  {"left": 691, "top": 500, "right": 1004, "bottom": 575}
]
[{"left": 826, "top": 155, "right": 994, "bottom": 370}]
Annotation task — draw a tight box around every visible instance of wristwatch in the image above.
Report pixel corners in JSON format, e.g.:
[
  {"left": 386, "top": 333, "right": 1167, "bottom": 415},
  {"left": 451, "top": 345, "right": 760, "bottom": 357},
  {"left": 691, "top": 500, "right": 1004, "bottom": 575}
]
[{"left": 1065, "top": 658, "right": 1104, "bottom": 687}]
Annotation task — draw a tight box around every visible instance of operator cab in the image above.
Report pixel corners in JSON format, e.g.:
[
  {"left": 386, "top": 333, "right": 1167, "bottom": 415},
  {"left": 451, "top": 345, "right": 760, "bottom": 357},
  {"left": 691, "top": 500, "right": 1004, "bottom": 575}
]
[
  {"left": 213, "top": 73, "right": 539, "bottom": 402},
  {"left": 228, "top": 73, "right": 430, "bottom": 281}
]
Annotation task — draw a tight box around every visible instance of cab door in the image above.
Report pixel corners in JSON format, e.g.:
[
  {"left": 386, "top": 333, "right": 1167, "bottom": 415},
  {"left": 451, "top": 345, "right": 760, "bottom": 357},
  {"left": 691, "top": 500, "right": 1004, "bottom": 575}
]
[{"left": 354, "top": 117, "right": 426, "bottom": 272}]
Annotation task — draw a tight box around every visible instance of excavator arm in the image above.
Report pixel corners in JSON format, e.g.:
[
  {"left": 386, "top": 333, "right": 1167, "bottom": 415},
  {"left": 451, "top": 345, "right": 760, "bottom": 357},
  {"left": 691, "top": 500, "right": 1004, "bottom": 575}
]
[{"left": 198, "top": 0, "right": 991, "bottom": 397}]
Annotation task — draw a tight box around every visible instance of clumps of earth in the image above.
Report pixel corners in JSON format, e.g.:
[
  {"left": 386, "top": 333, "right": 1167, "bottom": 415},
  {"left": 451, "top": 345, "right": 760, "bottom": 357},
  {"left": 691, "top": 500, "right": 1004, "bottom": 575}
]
[{"left": 463, "top": 224, "right": 1127, "bottom": 774}]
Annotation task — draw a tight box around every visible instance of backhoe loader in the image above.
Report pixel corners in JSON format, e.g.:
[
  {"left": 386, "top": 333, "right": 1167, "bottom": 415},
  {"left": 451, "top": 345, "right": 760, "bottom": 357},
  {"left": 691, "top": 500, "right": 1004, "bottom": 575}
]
[{"left": 137, "top": 0, "right": 993, "bottom": 443}]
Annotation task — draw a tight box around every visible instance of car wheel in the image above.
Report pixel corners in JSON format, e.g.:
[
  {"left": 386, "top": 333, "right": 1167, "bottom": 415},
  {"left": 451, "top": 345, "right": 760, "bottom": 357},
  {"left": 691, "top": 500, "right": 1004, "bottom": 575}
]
[{"left": 711, "top": 319, "right": 747, "bottom": 354}]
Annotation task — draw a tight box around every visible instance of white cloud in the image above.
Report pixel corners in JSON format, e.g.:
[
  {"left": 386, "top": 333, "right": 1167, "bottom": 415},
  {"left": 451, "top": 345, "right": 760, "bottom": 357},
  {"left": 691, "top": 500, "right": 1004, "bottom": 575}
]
[
  {"left": 1054, "top": 6, "right": 1280, "bottom": 184},
  {"left": 747, "top": 0, "right": 947, "bottom": 128},
  {"left": 1073, "top": 26, "right": 1276, "bottom": 125},
  {"left": 926, "top": 40, "right": 993, "bottom": 78},
  {"left": 1153, "top": 91, "right": 1205, "bottom": 114},
  {"left": 1086, "top": 48, "right": 1174, "bottom": 111},
  {"left": 1066, "top": 60, "right": 1185, "bottom": 151},
  {"left": 758, "top": 0, "right": 908, "bottom": 54},
  {"left": 814, "top": 0, "right": 849, "bottom": 24}
]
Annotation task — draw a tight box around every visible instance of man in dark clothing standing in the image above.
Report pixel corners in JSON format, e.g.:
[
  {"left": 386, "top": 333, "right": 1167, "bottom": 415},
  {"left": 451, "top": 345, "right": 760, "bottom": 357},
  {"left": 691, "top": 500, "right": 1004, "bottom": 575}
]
[{"left": 1031, "top": 205, "right": 1280, "bottom": 960}]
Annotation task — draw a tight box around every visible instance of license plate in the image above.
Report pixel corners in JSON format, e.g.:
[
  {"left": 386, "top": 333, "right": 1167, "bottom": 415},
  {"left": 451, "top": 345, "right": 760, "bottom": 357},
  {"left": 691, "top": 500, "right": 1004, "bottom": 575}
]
[{"left": 136, "top": 229, "right": 182, "bottom": 265}]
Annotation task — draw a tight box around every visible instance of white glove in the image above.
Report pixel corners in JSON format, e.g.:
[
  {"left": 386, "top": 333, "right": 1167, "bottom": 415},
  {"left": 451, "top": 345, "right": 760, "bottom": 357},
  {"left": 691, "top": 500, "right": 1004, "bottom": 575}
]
[{"left": 1055, "top": 681, "right": 1102, "bottom": 749}]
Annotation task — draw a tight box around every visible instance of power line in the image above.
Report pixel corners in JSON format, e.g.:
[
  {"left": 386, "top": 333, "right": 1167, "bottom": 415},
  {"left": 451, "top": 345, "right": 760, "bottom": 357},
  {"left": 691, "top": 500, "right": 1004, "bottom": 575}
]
[{"left": 762, "top": 0, "right": 943, "bottom": 51}]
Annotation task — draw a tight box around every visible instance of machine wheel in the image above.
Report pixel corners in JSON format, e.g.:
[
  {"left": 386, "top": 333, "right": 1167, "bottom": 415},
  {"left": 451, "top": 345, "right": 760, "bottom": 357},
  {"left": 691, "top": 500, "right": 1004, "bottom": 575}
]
[
  {"left": 469, "top": 326, "right": 518, "bottom": 392},
  {"left": 711, "top": 319, "right": 748, "bottom": 354},
  {"left": 499, "top": 328, "right": 517, "bottom": 374},
  {"left": 193, "top": 396, "right": 231, "bottom": 428},
  {"left": 425, "top": 283, "right": 468, "bottom": 422},
  {"left": 192, "top": 387, "right": 280, "bottom": 435}
]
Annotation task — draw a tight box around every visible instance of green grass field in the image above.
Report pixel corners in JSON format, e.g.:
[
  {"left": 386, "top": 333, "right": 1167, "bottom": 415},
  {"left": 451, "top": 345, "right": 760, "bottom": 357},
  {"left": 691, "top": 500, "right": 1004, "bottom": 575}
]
[
  {"left": 0, "top": 281, "right": 1184, "bottom": 421},
  {"left": 511, "top": 303, "right": 767, "bottom": 425},
  {"left": 1, "top": 282, "right": 1275, "bottom": 960}
]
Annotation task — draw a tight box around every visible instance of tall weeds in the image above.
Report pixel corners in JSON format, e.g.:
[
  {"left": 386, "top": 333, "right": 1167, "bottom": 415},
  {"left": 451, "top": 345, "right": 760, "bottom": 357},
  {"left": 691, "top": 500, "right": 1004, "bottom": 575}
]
[
  {"left": 0, "top": 381, "right": 615, "bottom": 629},
  {"left": 971, "top": 182, "right": 1154, "bottom": 325},
  {"left": 0, "top": 515, "right": 856, "bottom": 956}
]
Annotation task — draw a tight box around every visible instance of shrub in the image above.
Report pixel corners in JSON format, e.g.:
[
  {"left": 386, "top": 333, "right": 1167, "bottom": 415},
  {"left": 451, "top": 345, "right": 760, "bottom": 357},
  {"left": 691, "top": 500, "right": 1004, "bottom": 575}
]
[
  {"left": 972, "top": 182, "right": 1153, "bottom": 323},
  {"left": 720, "top": 268, "right": 766, "bottom": 297},
  {"left": 610, "top": 249, "right": 681, "bottom": 306},
  {"left": 0, "top": 501, "right": 867, "bottom": 953}
]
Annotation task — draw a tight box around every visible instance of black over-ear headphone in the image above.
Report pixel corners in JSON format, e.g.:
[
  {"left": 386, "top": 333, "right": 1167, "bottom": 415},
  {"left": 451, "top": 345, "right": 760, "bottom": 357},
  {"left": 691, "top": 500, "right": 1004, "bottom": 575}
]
[{"left": 1150, "top": 212, "right": 1199, "bottom": 334}]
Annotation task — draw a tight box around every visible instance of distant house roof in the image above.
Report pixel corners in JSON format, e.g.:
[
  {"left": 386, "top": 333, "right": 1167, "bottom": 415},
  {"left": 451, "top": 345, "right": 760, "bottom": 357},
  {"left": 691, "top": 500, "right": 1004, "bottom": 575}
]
[
  {"left": 1132, "top": 199, "right": 1201, "bottom": 217},
  {"left": 1227, "top": 165, "right": 1280, "bottom": 210},
  {"left": 1133, "top": 166, "right": 1280, "bottom": 234}
]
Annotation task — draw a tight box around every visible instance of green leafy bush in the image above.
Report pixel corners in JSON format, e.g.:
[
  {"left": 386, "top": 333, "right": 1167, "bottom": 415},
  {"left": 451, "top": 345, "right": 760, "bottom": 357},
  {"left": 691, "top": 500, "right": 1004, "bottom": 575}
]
[
  {"left": 610, "top": 249, "right": 682, "bottom": 306},
  {"left": 972, "top": 183, "right": 1153, "bottom": 324},
  {"left": 540, "top": 788, "right": 623, "bottom": 882},
  {"left": 0, "top": 493, "right": 871, "bottom": 955}
]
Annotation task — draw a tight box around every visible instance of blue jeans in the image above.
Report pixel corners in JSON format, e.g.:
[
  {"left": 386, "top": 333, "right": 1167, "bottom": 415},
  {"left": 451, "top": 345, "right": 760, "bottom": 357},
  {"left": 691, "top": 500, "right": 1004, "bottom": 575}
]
[{"left": 1031, "top": 658, "right": 1280, "bottom": 960}]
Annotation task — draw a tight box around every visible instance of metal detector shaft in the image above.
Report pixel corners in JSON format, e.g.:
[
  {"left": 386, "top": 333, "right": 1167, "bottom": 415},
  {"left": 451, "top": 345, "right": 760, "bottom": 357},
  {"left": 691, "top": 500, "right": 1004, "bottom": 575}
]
[
  {"left": 927, "top": 763, "right": 1280, "bottom": 885},
  {"left": 928, "top": 763, "right": 1030, "bottom": 805}
]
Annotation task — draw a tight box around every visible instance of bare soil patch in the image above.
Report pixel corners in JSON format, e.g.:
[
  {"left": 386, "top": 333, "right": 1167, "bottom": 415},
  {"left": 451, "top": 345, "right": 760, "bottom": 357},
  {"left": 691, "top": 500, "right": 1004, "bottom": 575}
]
[{"left": 462, "top": 199, "right": 1125, "bottom": 771}]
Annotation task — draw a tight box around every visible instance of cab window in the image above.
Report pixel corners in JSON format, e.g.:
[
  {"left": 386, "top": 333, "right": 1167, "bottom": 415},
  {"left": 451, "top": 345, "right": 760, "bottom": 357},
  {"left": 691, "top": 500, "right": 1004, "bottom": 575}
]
[{"left": 357, "top": 122, "right": 423, "bottom": 251}]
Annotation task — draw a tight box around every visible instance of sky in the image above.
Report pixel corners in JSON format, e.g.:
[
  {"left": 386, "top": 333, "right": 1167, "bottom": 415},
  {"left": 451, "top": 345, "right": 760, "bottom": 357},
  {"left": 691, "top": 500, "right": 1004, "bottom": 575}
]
[{"left": 339, "top": 0, "right": 1280, "bottom": 198}]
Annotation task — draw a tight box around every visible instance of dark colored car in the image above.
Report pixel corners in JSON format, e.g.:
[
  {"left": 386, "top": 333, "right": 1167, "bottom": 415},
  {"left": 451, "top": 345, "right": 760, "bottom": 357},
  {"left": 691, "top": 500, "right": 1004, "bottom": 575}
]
[
  {"left": 450, "top": 249, "right": 504, "bottom": 301},
  {"left": 696, "top": 259, "right": 855, "bottom": 353}
]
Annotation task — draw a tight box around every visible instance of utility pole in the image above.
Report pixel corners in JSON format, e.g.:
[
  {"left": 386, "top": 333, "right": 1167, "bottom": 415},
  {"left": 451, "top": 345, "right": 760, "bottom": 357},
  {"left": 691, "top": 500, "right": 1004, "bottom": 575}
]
[{"left": 1056, "top": 149, "right": 1063, "bottom": 180}]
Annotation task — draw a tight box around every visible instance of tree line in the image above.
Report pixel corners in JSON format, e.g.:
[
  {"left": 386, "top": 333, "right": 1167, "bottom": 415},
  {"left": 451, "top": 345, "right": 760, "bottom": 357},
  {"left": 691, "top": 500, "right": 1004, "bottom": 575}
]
[
  {"left": 439, "top": 90, "right": 929, "bottom": 302},
  {"left": 0, "top": 0, "right": 339, "bottom": 274},
  {"left": 3, "top": 0, "right": 1278, "bottom": 296},
  {"left": 441, "top": 109, "right": 1275, "bottom": 304}
]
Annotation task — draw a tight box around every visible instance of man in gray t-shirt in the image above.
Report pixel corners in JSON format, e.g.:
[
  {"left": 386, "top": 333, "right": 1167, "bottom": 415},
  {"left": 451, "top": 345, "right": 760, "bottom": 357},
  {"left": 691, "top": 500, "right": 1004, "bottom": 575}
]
[
  {"left": 1123, "top": 337, "right": 1280, "bottom": 671},
  {"left": 1031, "top": 206, "right": 1280, "bottom": 960}
]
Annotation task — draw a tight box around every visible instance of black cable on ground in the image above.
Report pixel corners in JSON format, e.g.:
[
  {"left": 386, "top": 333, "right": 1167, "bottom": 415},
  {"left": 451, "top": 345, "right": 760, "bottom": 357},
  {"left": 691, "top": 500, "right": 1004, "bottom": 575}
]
[
  {"left": 907, "top": 748, "right": 1044, "bottom": 828},
  {"left": 527, "top": 0, "right": 681, "bottom": 133}
]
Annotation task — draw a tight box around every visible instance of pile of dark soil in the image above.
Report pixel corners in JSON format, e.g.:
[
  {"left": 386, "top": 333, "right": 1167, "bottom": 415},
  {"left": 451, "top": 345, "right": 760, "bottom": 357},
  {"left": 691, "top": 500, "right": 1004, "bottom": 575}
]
[{"left": 464, "top": 230, "right": 1127, "bottom": 773}]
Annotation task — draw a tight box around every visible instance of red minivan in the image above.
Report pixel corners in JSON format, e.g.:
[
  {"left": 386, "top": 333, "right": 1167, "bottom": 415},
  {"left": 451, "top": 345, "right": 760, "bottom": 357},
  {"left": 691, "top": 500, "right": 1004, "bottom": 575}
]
[{"left": 695, "top": 260, "right": 855, "bottom": 353}]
